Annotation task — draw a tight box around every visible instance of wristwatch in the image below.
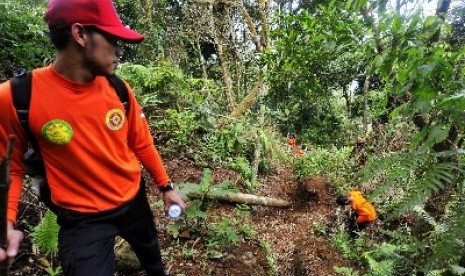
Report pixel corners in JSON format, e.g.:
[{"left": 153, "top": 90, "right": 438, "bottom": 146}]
[{"left": 159, "top": 182, "right": 175, "bottom": 192}]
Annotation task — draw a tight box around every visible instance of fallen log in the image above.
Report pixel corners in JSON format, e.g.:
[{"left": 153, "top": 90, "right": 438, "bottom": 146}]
[{"left": 188, "top": 191, "right": 291, "bottom": 208}]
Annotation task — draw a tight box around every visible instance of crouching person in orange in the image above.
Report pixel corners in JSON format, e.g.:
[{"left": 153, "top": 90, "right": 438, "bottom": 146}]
[{"left": 336, "top": 191, "right": 377, "bottom": 238}]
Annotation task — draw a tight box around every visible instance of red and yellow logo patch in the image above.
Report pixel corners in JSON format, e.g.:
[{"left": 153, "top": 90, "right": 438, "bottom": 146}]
[{"left": 105, "top": 109, "right": 125, "bottom": 130}]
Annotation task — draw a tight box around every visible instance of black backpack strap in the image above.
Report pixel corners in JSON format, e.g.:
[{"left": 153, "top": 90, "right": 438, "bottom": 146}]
[
  {"left": 10, "top": 71, "right": 41, "bottom": 151},
  {"left": 107, "top": 74, "right": 129, "bottom": 115},
  {"left": 11, "top": 70, "right": 47, "bottom": 179}
]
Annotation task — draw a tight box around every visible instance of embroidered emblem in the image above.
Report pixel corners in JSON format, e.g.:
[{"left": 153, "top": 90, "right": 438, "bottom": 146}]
[
  {"left": 105, "top": 109, "right": 125, "bottom": 130},
  {"left": 42, "top": 119, "right": 73, "bottom": 145}
]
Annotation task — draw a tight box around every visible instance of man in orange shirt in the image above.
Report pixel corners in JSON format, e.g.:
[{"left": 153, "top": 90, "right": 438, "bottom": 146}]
[
  {"left": 336, "top": 191, "right": 377, "bottom": 238},
  {"left": 0, "top": 0, "right": 185, "bottom": 275}
]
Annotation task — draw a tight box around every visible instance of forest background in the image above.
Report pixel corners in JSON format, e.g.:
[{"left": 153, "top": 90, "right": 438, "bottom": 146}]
[{"left": 1, "top": 0, "right": 465, "bottom": 275}]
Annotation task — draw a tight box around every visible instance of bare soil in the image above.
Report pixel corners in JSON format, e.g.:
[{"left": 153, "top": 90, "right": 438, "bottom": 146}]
[{"left": 11, "top": 158, "right": 359, "bottom": 276}]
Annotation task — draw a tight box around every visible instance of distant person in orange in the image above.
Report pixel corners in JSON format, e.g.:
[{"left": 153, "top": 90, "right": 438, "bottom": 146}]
[
  {"left": 294, "top": 146, "right": 306, "bottom": 157},
  {"left": 336, "top": 191, "right": 377, "bottom": 238},
  {"left": 295, "top": 147, "right": 304, "bottom": 156},
  {"left": 287, "top": 131, "right": 296, "bottom": 151}
]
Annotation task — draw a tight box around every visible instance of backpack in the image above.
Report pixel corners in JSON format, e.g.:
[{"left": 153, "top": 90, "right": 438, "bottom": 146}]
[{"left": 10, "top": 69, "right": 129, "bottom": 211}]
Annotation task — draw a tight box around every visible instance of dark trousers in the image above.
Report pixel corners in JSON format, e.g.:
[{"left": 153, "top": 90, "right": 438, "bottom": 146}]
[
  {"left": 348, "top": 213, "right": 369, "bottom": 239},
  {"left": 55, "top": 179, "right": 165, "bottom": 276}
]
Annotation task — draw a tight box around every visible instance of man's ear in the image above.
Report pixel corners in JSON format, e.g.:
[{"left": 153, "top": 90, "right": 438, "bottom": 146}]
[{"left": 70, "top": 23, "right": 88, "bottom": 48}]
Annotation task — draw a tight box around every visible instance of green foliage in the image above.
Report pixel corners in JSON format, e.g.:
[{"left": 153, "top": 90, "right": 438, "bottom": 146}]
[
  {"left": 200, "top": 118, "right": 256, "bottom": 163},
  {"left": 166, "top": 169, "right": 240, "bottom": 239},
  {"left": 117, "top": 62, "right": 280, "bottom": 173},
  {"left": 448, "top": 5, "right": 465, "bottom": 50},
  {"left": 32, "top": 210, "right": 62, "bottom": 275},
  {"left": 428, "top": 196, "right": 465, "bottom": 271},
  {"left": 181, "top": 247, "right": 199, "bottom": 260},
  {"left": 350, "top": 89, "right": 388, "bottom": 119},
  {"left": 265, "top": 0, "right": 366, "bottom": 146},
  {"left": 31, "top": 210, "right": 63, "bottom": 276},
  {"left": 293, "top": 146, "right": 354, "bottom": 187},
  {"left": 117, "top": 62, "right": 222, "bottom": 155},
  {"left": 362, "top": 243, "right": 403, "bottom": 276},
  {"left": 358, "top": 149, "right": 465, "bottom": 272},
  {"left": 334, "top": 266, "right": 359, "bottom": 276},
  {"left": 297, "top": 99, "right": 354, "bottom": 147},
  {"left": 332, "top": 226, "right": 423, "bottom": 275},
  {"left": 331, "top": 231, "right": 363, "bottom": 260},
  {"left": 114, "top": 0, "right": 174, "bottom": 64},
  {"left": 259, "top": 238, "right": 278, "bottom": 276},
  {"left": 167, "top": 169, "right": 212, "bottom": 238},
  {"left": 256, "top": 127, "right": 288, "bottom": 174},
  {"left": 206, "top": 217, "right": 241, "bottom": 247},
  {"left": 226, "top": 156, "right": 252, "bottom": 184},
  {"left": 0, "top": 0, "right": 53, "bottom": 80},
  {"left": 371, "top": 12, "right": 465, "bottom": 130},
  {"left": 117, "top": 63, "right": 285, "bottom": 182},
  {"left": 44, "top": 266, "right": 63, "bottom": 276},
  {"left": 117, "top": 62, "right": 218, "bottom": 109},
  {"left": 31, "top": 210, "right": 59, "bottom": 257},
  {"left": 204, "top": 122, "right": 287, "bottom": 184},
  {"left": 156, "top": 108, "right": 201, "bottom": 148},
  {"left": 360, "top": 150, "right": 464, "bottom": 219}
]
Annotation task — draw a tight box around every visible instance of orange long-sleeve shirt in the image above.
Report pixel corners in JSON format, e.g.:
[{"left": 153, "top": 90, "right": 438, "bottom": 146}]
[
  {"left": 288, "top": 137, "right": 296, "bottom": 148},
  {"left": 348, "top": 191, "right": 377, "bottom": 223},
  {"left": 0, "top": 66, "right": 170, "bottom": 223}
]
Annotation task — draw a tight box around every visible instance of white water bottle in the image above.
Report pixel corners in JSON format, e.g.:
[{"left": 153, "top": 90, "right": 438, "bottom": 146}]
[{"left": 167, "top": 204, "right": 182, "bottom": 219}]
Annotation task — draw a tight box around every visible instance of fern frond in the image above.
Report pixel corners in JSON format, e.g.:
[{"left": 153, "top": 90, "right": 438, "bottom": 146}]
[
  {"left": 412, "top": 206, "right": 439, "bottom": 229},
  {"left": 361, "top": 147, "right": 464, "bottom": 220},
  {"left": 364, "top": 255, "right": 396, "bottom": 276},
  {"left": 427, "top": 196, "right": 465, "bottom": 271},
  {"left": 31, "top": 210, "right": 59, "bottom": 257},
  {"left": 199, "top": 168, "right": 213, "bottom": 192},
  {"left": 333, "top": 266, "right": 359, "bottom": 276},
  {"left": 389, "top": 160, "right": 462, "bottom": 218},
  {"left": 360, "top": 151, "right": 430, "bottom": 200}
]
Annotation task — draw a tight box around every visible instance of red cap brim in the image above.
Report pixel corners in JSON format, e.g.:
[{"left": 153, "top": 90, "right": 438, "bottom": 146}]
[{"left": 97, "top": 25, "right": 144, "bottom": 43}]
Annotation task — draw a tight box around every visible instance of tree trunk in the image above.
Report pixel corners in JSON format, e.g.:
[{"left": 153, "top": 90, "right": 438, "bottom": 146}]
[
  {"left": 226, "top": 7, "right": 243, "bottom": 101},
  {"left": 196, "top": 39, "right": 208, "bottom": 79},
  {"left": 362, "top": 74, "right": 370, "bottom": 137},
  {"left": 230, "top": 75, "right": 264, "bottom": 119},
  {"left": 214, "top": 32, "right": 236, "bottom": 112},
  {"left": 342, "top": 85, "right": 351, "bottom": 115},
  {"left": 204, "top": 1, "right": 235, "bottom": 112},
  {"left": 258, "top": 0, "right": 268, "bottom": 50},
  {"left": 430, "top": 0, "right": 451, "bottom": 42},
  {"left": 250, "top": 70, "right": 267, "bottom": 189}
]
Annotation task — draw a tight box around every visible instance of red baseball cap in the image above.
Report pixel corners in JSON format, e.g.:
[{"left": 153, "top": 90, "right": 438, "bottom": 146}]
[{"left": 45, "top": 0, "right": 144, "bottom": 43}]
